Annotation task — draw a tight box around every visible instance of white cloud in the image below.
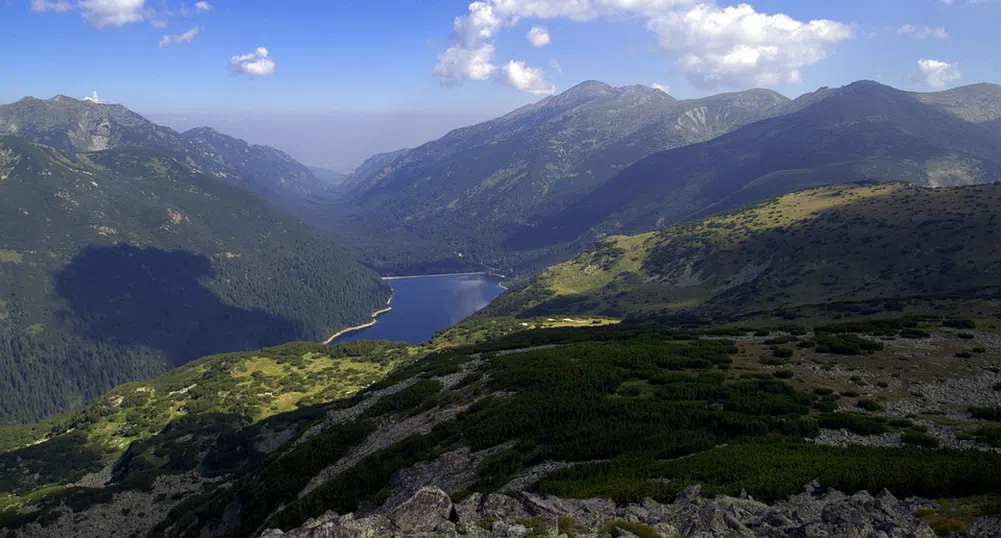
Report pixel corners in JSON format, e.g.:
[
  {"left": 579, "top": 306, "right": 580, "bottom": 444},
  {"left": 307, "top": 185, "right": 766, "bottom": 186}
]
[
  {"left": 150, "top": 19, "right": 168, "bottom": 28},
  {"left": 433, "top": 44, "right": 497, "bottom": 85},
  {"left": 78, "top": 0, "right": 146, "bottom": 28},
  {"left": 31, "top": 0, "right": 72, "bottom": 12},
  {"left": 83, "top": 91, "right": 101, "bottom": 103},
  {"left": 499, "top": 60, "right": 556, "bottom": 95},
  {"left": 648, "top": 4, "right": 853, "bottom": 88},
  {"left": 434, "top": 0, "right": 852, "bottom": 93},
  {"left": 194, "top": 1, "right": 211, "bottom": 12},
  {"left": 160, "top": 26, "right": 200, "bottom": 47},
  {"left": 550, "top": 59, "right": 563, "bottom": 73},
  {"left": 652, "top": 83, "right": 671, "bottom": 94},
  {"left": 527, "top": 26, "right": 551, "bottom": 47},
  {"left": 917, "top": 58, "right": 961, "bottom": 89},
  {"left": 229, "top": 47, "right": 276, "bottom": 77},
  {"left": 897, "top": 25, "right": 949, "bottom": 39}
]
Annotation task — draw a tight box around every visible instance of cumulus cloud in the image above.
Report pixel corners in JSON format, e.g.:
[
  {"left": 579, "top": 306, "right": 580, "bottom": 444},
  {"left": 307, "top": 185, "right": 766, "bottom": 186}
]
[
  {"left": 78, "top": 0, "right": 146, "bottom": 28},
  {"left": 434, "top": 0, "right": 853, "bottom": 93},
  {"left": 230, "top": 47, "right": 277, "bottom": 77},
  {"left": 897, "top": 25, "right": 949, "bottom": 39},
  {"left": 647, "top": 4, "right": 853, "bottom": 88},
  {"left": 500, "top": 61, "right": 556, "bottom": 95},
  {"left": 33, "top": 0, "right": 212, "bottom": 29},
  {"left": 527, "top": 26, "right": 551, "bottom": 47},
  {"left": 160, "top": 26, "right": 200, "bottom": 47},
  {"left": 433, "top": 43, "right": 497, "bottom": 85},
  {"left": 83, "top": 91, "right": 101, "bottom": 103},
  {"left": 916, "top": 58, "right": 961, "bottom": 89}
]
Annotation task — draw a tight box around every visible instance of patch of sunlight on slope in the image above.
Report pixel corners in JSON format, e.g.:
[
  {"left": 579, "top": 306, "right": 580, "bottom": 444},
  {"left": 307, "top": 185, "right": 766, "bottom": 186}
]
[
  {"left": 523, "top": 183, "right": 910, "bottom": 315},
  {"left": 686, "top": 183, "right": 909, "bottom": 246},
  {"left": 545, "top": 232, "right": 658, "bottom": 296}
]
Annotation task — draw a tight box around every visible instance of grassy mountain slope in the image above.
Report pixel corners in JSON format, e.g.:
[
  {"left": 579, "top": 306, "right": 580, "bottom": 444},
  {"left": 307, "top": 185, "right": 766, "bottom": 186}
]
[
  {"left": 490, "top": 183, "right": 1001, "bottom": 319},
  {"left": 0, "top": 96, "right": 325, "bottom": 200},
  {"left": 4, "top": 183, "right": 1001, "bottom": 536},
  {"left": 327, "top": 82, "right": 788, "bottom": 274},
  {"left": 0, "top": 136, "right": 389, "bottom": 424},
  {"left": 7, "top": 303, "right": 1001, "bottom": 537},
  {"left": 528, "top": 82, "right": 1001, "bottom": 245}
]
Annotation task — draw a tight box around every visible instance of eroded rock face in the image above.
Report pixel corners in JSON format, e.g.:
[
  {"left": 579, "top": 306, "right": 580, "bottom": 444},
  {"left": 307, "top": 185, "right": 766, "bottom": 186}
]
[{"left": 259, "top": 482, "right": 1001, "bottom": 538}]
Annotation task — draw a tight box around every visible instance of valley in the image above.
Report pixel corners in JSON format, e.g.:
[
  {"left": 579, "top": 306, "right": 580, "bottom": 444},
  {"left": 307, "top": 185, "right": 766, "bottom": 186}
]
[{"left": 2, "top": 81, "right": 1001, "bottom": 538}]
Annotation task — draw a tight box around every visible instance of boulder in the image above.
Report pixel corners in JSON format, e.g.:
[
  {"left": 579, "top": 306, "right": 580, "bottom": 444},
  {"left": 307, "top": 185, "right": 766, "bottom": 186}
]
[{"left": 388, "top": 486, "right": 453, "bottom": 533}]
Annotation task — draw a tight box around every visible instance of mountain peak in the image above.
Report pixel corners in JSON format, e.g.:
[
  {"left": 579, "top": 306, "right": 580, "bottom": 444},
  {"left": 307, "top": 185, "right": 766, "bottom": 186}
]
[
  {"left": 840, "top": 80, "right": 896, "bottom": 94},
  {"left": 529, "top": 80, "right": 621, "bottom": 112}
]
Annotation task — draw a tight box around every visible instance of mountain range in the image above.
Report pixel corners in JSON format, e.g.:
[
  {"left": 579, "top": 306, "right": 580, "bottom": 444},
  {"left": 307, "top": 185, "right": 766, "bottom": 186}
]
[
  {"left": 0, "top": 133, "right": 390, "bottom": 424},
  {"left": 323, "top": 80, "right": 1001, "bottom": 276},
  {"left": 0, "top": 96, "right": 328, "bottom": 202},
  {"left": 489, "top": 182, "right": 1001, "bottom": 319},
  {"left": 4, "top": 182, "right": 1001, "bottom": 537}
]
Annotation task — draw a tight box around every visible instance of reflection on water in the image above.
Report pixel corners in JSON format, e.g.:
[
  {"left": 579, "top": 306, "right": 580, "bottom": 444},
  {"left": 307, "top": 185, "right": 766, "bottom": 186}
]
[{"left": 333, "top": 274, "right": 505, "bottom": 345}]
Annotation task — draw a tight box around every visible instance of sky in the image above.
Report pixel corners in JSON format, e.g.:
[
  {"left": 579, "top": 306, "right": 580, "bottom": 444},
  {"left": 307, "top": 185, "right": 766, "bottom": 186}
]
[{"left": 2, "top": 0, "right": 1000, "bottom": 170}]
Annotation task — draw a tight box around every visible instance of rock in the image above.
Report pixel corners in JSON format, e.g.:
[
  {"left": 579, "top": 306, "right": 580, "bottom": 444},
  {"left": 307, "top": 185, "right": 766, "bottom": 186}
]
[
  {"left": 388, "top": 486, "right": 453, "bottom": 533},
  {"left": 264, "top": 481, "right": 947, "bottom": 538},
  {"left": 911, "top": 522, "right": 937, "bottom": 538},
  {"left": 505, "top": 523, "right": 529, "bottom": 536},
  {"left": 967, "top": 516, "right": 1001, "bottom": 537},
  {"left": 676, "top": 484, "right": 704, "bottom": 505}
]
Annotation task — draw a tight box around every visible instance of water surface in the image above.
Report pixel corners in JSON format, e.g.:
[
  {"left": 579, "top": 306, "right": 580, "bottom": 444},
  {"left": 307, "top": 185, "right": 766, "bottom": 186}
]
[{"left": 334, "top": 274, "right": 505, "bottom": 344}]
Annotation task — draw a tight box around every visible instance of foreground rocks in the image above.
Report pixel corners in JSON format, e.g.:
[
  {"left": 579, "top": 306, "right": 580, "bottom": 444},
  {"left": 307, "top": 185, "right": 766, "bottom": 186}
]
[{"left": 260, "top": 482, "right": 1001, "bottom": 537}]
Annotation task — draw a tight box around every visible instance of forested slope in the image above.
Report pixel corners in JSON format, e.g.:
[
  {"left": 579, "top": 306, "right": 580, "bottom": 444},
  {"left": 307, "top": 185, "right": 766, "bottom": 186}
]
[{"left": 0, "top": 136, "right": 390, "bottom": 424}]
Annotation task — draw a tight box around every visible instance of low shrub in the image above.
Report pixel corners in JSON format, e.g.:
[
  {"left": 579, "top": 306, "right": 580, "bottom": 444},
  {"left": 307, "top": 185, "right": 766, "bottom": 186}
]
[
  {"left": 600, "top": 520, "right": 659, "bottom": 538},
  {"left": 857, "top": 399, "right": 884, "bottom": 413},
  {"left": 815, "top": 335, "right": 884, "bottom": 356},
  {"left": 772, "top": 348, "right": 794, "bottom": 359},
  {"left": 818, "top": 413, "right": 887, "bottom": 435},
  {"left": 943, "top": 319, "right": 976, "bottom": 329},
  {"left": 970, "top": 407, "right": 1001, "bottom": 421},
  {"left": 902, "top": 432, "right": 939, "bottom": 448}
]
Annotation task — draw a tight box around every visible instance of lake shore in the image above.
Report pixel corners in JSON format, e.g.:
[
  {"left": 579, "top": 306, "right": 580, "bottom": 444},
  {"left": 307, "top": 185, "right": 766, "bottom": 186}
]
[
  {"left": 323, "top": 292, "right": 394, "bottom": 344},
  {"left": 382, "top": 272, "right": 487, "bottom": 281}
]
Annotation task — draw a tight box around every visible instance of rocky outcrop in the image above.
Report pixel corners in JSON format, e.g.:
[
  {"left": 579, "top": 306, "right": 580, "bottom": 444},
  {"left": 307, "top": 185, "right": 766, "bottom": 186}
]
[{"left": 260, "top": 482, "right": 1001, "bottom": 537}]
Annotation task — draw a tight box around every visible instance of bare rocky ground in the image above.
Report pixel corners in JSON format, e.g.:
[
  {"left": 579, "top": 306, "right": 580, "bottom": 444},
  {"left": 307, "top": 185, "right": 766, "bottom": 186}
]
[
  {"left": 261, "top": 482, "right": 1001, "bottom": 538},
  {"left": 2, "top": 473, "right": 209, "bottom": 538}
]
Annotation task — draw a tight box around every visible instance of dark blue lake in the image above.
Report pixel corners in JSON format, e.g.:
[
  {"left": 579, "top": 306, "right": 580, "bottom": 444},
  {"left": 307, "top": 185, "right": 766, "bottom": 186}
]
[{"left": 333, "top": 274, "right": 506, "bottom": 345}]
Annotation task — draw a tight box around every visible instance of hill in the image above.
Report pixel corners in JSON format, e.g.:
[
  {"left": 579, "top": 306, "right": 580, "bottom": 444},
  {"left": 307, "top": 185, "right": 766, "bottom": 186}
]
[
  {"left": 326, "top": 81, "right": 789, "bottom": 274},
  {"left": 527, "top": 81, "right": 1001, "bottom": 245},
  {"left": 5, "top": 303, "right": 1001, "bottom": 537},
  {"left": 0, "top": 96, "right": 326, "bottom": 201},
  {"left": 0, "top": 135, "right": 390, "bottom": 424},
  {"left": 4, "top": 182, "right": 1001, "bottom": 536},
  {"left": 490, "top": 183, "right": 1001, "bottom": 319}
]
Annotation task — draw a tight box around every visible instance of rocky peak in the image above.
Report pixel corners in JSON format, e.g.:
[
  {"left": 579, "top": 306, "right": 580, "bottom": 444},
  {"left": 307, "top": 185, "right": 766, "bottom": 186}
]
[{"left": 535, "top": 80, "right": 618, "bottom": 111}]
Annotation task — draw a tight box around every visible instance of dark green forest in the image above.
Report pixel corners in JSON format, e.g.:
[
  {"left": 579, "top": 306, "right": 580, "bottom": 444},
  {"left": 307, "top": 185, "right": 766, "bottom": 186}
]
[{"left": 0, "top": 137, "right": 390, "bottom": 424}]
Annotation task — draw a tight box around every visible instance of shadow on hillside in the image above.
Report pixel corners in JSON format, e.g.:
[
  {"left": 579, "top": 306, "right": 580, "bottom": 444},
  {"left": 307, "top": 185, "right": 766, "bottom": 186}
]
[{"left": 54, "top": 245, "right": 304, "bottom": 366}]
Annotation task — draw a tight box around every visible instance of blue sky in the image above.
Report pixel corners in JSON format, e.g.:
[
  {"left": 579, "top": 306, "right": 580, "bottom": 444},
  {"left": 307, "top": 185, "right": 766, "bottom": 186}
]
[{"left": 2, "top": 0, "right": 999, "bottom": 169}]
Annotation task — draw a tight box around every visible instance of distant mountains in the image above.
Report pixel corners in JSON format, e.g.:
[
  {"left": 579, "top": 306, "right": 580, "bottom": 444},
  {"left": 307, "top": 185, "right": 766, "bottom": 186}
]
[
  {"left": 0, "top": 134, "right": 390, "bottom": 424},
  {"left": 327, "top": 80, "right": 1001, "bottom": 275},
  {"left": 528, "top": 81, "right": 1001, "bottom": 246},
  {"left": 0, "top": 96, "right": 328, "bottom": 201},
  {"left": 489, "top": 183, "right": 1001, "bottom": 319}
]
